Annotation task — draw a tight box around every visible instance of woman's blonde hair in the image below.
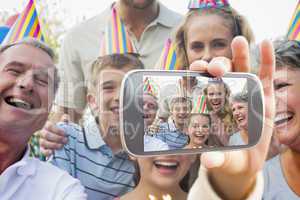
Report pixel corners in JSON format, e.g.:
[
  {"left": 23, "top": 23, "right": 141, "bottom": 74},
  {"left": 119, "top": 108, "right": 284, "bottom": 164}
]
[{"left": 174, "top": 7, "right": 255, "bottom": 69}]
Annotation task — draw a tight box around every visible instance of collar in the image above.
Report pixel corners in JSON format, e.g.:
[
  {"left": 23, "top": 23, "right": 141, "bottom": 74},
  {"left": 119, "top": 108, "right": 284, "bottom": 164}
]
[
  {"left": 167, "top": 118, "right": 178, "bottom": 132},
  {"left": 4, "top": 147, "right": 37, "bottom": 177},
  {"left": 151, "top": 3, "right": 180, "bottom": 28},
  {"left": 82, "top": 109, "right": 106, "bottom": 150},
  {"left": 105, "top": 2, "right": 179, "bottom": 28}
]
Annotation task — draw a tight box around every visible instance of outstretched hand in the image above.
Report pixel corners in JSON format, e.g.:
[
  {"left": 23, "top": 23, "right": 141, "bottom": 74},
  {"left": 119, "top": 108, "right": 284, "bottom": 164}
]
[{"left": 189, "top": 36, "right": 275, "bottom": 199}]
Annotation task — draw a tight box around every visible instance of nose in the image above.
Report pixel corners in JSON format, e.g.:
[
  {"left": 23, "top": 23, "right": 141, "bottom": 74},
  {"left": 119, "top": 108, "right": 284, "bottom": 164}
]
[
  {"left": 17, "top": 72, "right": 34, "bottom": 94},
  {"left": 201, "top": 47, "right": 212, "bottom": 63},
  {"left": 113, "top": 86, "right": 120, "bottom": 103}
]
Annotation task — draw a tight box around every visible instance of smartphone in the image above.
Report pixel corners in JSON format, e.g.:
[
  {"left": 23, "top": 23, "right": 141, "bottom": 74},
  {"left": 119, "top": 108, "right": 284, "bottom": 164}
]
[{"left": 120, "top": 70, "right": 264, "bottom": 156}]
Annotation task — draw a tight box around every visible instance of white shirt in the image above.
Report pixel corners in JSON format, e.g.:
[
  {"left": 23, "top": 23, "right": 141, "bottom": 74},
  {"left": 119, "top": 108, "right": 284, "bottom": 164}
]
[{"left": 0, "top": 148, "right": 87, "bottom": 200}]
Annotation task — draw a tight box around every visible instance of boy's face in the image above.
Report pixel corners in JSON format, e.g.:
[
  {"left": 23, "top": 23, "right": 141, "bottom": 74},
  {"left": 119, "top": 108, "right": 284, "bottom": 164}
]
[
  {"left": 171, "top": 101, "right": 191, "bottom": 127},
  {"left": 89, "top": 65, "right": 132, "bottom": 137}
]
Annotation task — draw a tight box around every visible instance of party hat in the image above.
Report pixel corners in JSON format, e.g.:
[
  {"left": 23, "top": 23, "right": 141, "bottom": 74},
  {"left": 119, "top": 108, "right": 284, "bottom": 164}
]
[
  {"left": 192, "top": 95, "right": 208, "bottom": 114},
  {"left": 160, "top": 38, "right": 180, "bottom": 70},
  {"left": 100, "top": 7, "right": 136, "bottom": 56},
  {"left": 188, "top": 0, "right": 229, "bottom": 9},
  {"left": 2, "top": 0, "right": 44, "bottom": 45},
  {"left": 143, "top": 77, "right": 159, "bottom": 97},
  {"left": 287, "top": 0, "right": 300, "bottom": 41}
]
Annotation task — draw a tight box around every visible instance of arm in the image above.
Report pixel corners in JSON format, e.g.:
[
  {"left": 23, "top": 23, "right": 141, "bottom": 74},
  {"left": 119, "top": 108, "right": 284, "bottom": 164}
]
[
  {"left": 39, "top": 31, "right": 86, "bottom": 157},
  {"left": 188, "top": 37, "right": 275, "bottom": 199}
]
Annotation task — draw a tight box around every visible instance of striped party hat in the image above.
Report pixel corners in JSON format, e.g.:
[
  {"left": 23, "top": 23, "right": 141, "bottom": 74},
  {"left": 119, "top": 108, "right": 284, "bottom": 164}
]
[
  {"left": 192, "top": 95, "right": 208, "bottom": 114},
  {"left": 100, "top": 7, "right": 136, "bottom": 56},
  {"left": 2, "top": 0, "right": 44, "bottom": 45},
  {"left": 287, "top": 0, "right": 300, "bottom": 41},
  {"left": 160, "top": 38, "right": 181, "bottom": 70},
  {"left": 143, "top": 77, "right": 159, "bottom": 97},
  {"left": 188, "top": 0, "right": 229, "bottom": 9}
]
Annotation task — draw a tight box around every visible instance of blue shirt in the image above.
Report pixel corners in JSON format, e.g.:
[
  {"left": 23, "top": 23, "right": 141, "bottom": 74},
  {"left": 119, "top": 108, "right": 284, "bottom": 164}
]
[
  {"left": 228, "top": 131, "right": 245, "bottom": 146},
  {"left": 144, "top": 135, "right": 169, "bottom": 152},
  {"left": 51, "top": 114, "right": 135, "bottom": 200},
  {"left": 263, "top": 155, "right": 299, "bottom": 199},
  {"left": 154, "top": 121, "right": 189, "bottom": 150}
]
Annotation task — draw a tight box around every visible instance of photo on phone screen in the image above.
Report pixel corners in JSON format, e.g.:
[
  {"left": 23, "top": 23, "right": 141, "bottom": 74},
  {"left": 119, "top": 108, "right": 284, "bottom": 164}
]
[
  {"left": 143, "top": 75, "right": 249, "bottom": 152},
  {"left": 120, "top": 70, "right": 263, "bottom": 156}
]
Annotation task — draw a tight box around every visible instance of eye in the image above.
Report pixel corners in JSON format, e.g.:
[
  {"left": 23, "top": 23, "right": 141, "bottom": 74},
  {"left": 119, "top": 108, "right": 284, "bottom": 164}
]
[
  {"left": 190, "top": 42, "right": 204, "bottom": 51},
  {"left": 6, "top": 67, "right": 22, "bottom": 76},
  {"left": 274, "top": 82, "right": 290, "bottom": 90},
  {"left": 202, "top": 125, "right": 209, "bottom": 129},
  {"left": 211, "top": 40, "right": 228, "bottom": 49},
  {"left": 34, "top": 74, "right": 49, "bottom": 86}
]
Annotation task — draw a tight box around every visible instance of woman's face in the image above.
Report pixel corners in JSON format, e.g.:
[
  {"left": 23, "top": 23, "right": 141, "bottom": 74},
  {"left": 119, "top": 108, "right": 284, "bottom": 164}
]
[
  {"left": 206, "top": 83, "right": 226, "bottom": 113},
  {"left": 185, "top": 14, "right": 233, "bottom": 64},
  {"left": 137, "top": 155, "right": 195, "bottom": 190},
  {"left": 274, "top": 66, "right": 300, "bottom": 152},
  {"left": 231, "top": 101, "right": 248, "bottom": 130},
  {"left": 188, "top": 115, "right": 210, "bottom": 147}
]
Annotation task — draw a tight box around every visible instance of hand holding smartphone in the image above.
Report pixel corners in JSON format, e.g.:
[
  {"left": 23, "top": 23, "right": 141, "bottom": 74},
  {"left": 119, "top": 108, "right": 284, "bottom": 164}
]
[{"left": 120, "top": 70, "right": 264, "bottom": 156}]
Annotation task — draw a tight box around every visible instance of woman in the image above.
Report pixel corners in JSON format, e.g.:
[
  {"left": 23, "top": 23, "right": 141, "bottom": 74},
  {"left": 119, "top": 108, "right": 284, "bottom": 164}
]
[
  {"left": 229, "top": 92, "right": 248, "bottom": 145},
  {"left": 202, "top": 78, "right": 236, "bottom": 145},
  {"left": 263, "top": 39, "right": 300, "bottom": 199},
  {"left": 117, "top": 155, "right": 197, "bottom": 200},
  {"left": 174, "top": 2, "right": 254, "bottom": 68}
]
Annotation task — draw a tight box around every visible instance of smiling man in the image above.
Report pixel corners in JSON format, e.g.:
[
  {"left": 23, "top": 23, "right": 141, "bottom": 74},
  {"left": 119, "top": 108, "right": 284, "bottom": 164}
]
[{"left": 0, "top": 38, "right": 86, "bottom": 200}]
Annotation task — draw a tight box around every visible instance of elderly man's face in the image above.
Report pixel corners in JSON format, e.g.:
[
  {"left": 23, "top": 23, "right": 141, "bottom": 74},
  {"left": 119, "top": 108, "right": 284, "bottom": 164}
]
[{"left": 0, "top": 44, "right": 55, "bottom": 137}]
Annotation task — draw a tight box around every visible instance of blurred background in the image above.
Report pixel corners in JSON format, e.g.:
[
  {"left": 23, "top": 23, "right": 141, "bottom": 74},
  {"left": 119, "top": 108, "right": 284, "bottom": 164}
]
[{"left": 0, "top": 0, "right": 298, "bottom": 55}]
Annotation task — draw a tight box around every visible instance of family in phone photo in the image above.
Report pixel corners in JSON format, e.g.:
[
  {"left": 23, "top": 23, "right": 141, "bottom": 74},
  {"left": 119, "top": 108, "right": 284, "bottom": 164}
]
[
  {"left": 143, "top": 75, "right": 248, "bottom": 151},
  {"left": 0, "top": 0, "right": 299, "bottom": 200}
]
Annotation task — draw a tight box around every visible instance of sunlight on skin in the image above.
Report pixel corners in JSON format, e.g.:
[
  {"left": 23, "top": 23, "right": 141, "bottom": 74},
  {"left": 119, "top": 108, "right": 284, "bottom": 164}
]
[{"left": 148, "top": 194, "right": 172, "bottom": 200}]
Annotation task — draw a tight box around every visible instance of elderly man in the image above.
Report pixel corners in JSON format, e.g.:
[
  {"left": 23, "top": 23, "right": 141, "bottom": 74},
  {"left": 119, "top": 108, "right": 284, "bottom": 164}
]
[{"left": 0, "top": 38, "right": 86, "bottom": 200}]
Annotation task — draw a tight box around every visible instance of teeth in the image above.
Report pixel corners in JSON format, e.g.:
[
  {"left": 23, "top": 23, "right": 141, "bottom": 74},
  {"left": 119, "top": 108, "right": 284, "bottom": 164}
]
[
  {"left": 154, "top": 161, "right": 178, "bottom": 167},
  {"left": 7, "top": 97, "right": 32, "bottom": 110},
  {"left": 275, "top": 112, "right": 293, "bottom": 124}
]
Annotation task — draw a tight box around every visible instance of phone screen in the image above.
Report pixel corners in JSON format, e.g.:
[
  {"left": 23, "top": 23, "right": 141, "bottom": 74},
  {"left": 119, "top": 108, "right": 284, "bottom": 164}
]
[{"left": 143, "top": 75, "right": 248, "bottom": 152}]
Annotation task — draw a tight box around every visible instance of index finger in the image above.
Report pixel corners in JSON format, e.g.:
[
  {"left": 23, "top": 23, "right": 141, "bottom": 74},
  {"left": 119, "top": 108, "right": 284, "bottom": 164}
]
[{"left": 231, "top": 36, "right": 251, "bottom": 73}]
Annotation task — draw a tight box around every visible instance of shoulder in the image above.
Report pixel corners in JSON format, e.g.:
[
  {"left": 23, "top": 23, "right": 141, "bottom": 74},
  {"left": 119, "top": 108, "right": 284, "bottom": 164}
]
[
  {"left": 33, "top": 158, "right": 81, "bottom": 186},
  {"left": 33, "top": 159, "right": 87, "bottom": 198},
  {"left": 62, "top": 8, "right": 110, "bottom": 42},
  {"left": 57, "top": 122, "right": 83, "bottom": 139},
  {"left": 159, "top": 3, "right": 183, "bottom": 27}
]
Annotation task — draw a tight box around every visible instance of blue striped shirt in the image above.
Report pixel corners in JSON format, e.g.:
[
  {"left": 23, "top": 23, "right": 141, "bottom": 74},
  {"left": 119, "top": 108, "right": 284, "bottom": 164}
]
[
  {"left": 51, "top": 114, "right": 135, "bottom": 200},
  {"left": 154, "top": 121, "right": 189, "bottom": 149}
]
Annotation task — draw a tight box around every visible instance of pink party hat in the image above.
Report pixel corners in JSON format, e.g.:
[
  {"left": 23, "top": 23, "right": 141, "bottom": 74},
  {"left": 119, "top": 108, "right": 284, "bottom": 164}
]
[
  {"left": 160, "top": 38, "right": 181, "bottom": 70},
  {"left": 188, "top": 0, "right": 229, "bottom": 9},
  {"left": 100, "top": 7, "right": 137, "bottom": 56},
  {"left": 287, "top": 0, "right": 300, "bottom": 41},
  {"left": 3, "top": 0, "right": 44, "bottom": 44}
]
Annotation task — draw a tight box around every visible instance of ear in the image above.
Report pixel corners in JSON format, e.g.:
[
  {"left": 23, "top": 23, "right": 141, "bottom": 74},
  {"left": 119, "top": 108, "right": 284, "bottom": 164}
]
[{"left": 87, "top": 93, "right": 98, "bottom": 112}]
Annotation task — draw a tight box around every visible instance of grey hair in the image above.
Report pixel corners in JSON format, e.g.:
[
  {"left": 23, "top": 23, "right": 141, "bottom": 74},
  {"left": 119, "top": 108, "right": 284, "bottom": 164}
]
[
  {"left": 252, "top": 37, "right": 300, "bottom": 71},
  {"left": 273, "top": 38, "right": 300, "bottom": 69},
  {"left": 231, "top": 91, "right": 248, "bottom": 103},
  {"left": 0, "top": 37, "right": 60, "bottom": 93},
  {"left": 0, "top": 37, "right": 55, "bottom": 60}
]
